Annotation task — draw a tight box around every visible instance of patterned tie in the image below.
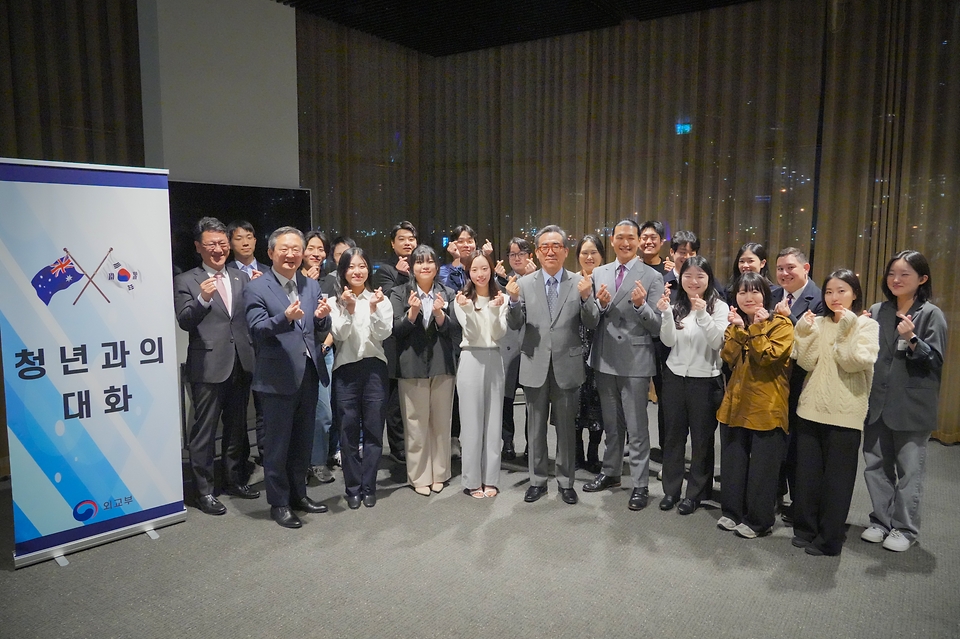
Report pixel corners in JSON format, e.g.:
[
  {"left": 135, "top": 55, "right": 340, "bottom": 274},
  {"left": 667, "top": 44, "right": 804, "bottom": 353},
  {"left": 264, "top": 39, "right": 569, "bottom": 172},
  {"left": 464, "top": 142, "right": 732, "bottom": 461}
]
[
  {"left": 786, "top": 292, "right": 794, "bottom": 308},
  {"left": 546, "top": 277, "right": 558, "bottom": 319},
  {"left": 615, "top": 264, "right": 626, "bottom": 291},
  {"left": 214, "top": 272, "right": 231, "bottom": 316},
  {"left": 285, "top": 279, "right": 298, "bottom": 304}
]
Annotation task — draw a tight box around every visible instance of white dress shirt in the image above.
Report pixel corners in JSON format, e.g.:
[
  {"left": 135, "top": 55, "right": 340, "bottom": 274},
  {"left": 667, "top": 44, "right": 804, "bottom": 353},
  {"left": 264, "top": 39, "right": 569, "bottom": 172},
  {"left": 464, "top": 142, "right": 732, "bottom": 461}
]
[{"left": 329, "top": 288, "right": 393, "bottom": 370}]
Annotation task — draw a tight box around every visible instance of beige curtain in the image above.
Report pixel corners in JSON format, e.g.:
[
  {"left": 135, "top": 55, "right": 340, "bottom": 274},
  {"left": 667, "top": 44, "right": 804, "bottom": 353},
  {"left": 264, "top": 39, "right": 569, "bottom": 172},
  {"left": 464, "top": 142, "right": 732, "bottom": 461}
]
[
  {"left": 0, "top": 0, "right": 144, "bottom": 165},
  {"left": 297, "top": 0, "right": 958, "bottom": 437}
]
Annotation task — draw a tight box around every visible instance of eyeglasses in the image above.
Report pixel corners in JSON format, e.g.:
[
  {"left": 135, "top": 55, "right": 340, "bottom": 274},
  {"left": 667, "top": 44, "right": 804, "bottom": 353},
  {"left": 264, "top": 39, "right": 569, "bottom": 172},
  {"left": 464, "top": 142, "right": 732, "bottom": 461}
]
[
  {"left": 508, "top": 252, "right": 529, "bottom": 259},
  {"left": 275, "top": 248, "right": 303, "bottom": 256},
  {"left": 537, "top": 242, "right": 566, "bottom": 253},
  {"left": 201, "top": 242, "right": 229, "bottom": 250}
]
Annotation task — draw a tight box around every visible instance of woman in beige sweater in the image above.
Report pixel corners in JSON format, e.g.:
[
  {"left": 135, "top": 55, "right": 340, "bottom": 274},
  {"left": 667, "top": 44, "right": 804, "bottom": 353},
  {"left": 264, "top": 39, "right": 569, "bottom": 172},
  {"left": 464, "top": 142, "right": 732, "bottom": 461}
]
[{"left": 792, "top": 269, "right": 879, "bottom": 555}]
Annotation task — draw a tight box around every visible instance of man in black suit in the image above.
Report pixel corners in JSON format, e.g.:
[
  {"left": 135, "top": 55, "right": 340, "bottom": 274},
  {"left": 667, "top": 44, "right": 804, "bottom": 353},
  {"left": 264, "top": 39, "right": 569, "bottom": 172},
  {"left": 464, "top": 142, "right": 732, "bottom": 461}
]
[
  {"left": 373, "top": 221, "right": 418, "bottom": 463},
  {"left": 243, "top": 226, "right": 333, "bottom": 529},
  {"left": 174, "top": 217, "right": 259, "bottom": 516},
  {"left": 773, "top": 246, "right": 825, "bottom": 521}
]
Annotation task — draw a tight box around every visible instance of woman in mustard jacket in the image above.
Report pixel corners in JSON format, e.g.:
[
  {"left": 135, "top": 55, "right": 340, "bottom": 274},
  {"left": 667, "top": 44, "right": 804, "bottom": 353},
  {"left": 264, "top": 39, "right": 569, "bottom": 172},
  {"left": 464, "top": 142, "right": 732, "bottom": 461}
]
[{"left": 716, "top": 272, "right": 794, "bottom": 539}]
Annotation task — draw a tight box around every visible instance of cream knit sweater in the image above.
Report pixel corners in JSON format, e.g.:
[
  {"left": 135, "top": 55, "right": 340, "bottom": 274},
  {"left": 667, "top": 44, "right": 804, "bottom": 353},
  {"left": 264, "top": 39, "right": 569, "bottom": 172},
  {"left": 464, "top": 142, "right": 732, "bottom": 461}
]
[{"left": 794, "top": 310, "right": 880, "bottom": 430}]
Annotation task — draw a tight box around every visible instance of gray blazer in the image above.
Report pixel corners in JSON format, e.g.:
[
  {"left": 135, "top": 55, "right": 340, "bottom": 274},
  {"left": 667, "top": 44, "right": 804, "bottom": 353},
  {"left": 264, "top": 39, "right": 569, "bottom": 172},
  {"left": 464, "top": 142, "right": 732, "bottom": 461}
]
[
  {"left": 867, "top": 300, "right": 947, "bottom": 431},
  {"left": 506, "top": 269, "right": 599, "bottom": 390},
  {"left": 588, "top": 259, "right": 664, "bottom": 377}
]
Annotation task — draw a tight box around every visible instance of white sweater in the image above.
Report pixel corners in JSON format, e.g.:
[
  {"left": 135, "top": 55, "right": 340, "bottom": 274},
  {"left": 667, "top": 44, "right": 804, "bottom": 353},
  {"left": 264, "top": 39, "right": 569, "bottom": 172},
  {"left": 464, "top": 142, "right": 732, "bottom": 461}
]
[
  {"left": 329, "top": 289, "right": 394, "bottom": 370},
  {"left": 794, "top": 311, "right": 880, "bottom": 430},
  {"left": 454, "top": 295, "right": 508, "bottom": 348},
  {"left": 659, "top": 301, "right": 729, "bottom": 378}
]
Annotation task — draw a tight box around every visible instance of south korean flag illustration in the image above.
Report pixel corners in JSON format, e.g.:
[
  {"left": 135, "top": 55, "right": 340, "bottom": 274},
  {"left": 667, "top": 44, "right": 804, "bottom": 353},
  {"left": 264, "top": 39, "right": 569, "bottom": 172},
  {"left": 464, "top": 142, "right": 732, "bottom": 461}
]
[{"left": 101, "top": 254, "right": 142, "bottom": 293}]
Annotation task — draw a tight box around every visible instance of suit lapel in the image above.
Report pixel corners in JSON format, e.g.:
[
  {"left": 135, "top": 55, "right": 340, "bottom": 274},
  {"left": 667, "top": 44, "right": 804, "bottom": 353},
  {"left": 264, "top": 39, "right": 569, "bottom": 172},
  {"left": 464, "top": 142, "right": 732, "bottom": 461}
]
[
  {"left": 228, "top": 268, "right": 245, "bottom": 317},
  {"left": 195, "top": 267, "right": 231, "bottom": 316},
  {"left": 552, "top": 270, "right": 573, "bottom": 326},
  {"left": 611, "top": 261, "right": 640, "bottom": 306}
]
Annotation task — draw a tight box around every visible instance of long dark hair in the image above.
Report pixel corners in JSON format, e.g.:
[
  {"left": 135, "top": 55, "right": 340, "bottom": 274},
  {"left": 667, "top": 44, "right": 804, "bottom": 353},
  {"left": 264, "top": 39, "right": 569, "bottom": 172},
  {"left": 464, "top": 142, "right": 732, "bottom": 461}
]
[
  {"left": 820, "top": 268, "right": 864, "bottom": 316},
  {"left": 673, "top": 256, "right": 719, "bottom": 329},
  {"left": 732, "top": 271, "right": 772, "bottom": 325},
  {"left": 880, "top": 249, "right": 932, "bottom": 303},
  {"left": 336, "top": 247, "right": 373, "bottom": 298},
  {"left": 730, "top": 242, "right": 771, "bottom": 286},
  {"left": 461, "top": 250, "right": 501, "bottom": 307}
]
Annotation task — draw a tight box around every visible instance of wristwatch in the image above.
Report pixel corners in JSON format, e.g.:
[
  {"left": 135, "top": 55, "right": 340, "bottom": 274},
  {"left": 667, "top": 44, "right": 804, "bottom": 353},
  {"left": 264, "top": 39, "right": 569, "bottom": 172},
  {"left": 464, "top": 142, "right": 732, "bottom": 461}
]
[{"left": 909, "top": 335, "right": 919, "bottom": 345}]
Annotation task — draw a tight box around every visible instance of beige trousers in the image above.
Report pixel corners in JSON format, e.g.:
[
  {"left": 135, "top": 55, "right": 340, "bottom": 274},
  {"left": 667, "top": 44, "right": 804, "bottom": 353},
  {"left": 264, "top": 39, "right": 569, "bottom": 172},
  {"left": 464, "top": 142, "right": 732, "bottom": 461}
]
[{"left": 399, "top": 375, "right": 455, "bottom": 488}]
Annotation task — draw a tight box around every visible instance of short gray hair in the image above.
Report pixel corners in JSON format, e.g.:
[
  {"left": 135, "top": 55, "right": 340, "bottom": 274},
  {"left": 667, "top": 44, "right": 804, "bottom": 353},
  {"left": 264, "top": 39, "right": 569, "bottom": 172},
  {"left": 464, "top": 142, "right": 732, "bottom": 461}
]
[
  {"left": 535, "top": 225, "right": 567, "bottom": 247},
  {"left": 268, "top": 226, "right": 305, "bottom": 251}
]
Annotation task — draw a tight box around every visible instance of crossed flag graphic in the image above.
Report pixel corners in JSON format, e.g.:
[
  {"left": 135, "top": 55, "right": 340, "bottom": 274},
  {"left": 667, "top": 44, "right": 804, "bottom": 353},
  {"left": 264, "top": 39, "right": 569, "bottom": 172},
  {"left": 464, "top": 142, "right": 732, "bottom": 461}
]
[{"left": 31, "top": 248, "right": 114, "bottom": 305}]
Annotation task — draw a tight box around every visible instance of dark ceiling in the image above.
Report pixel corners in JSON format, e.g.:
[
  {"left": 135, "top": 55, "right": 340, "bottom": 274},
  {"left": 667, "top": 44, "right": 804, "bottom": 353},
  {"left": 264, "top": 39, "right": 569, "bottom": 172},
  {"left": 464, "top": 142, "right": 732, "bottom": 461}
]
[{"left": 278, "top": 0, "right": 753, "bottom": 57}]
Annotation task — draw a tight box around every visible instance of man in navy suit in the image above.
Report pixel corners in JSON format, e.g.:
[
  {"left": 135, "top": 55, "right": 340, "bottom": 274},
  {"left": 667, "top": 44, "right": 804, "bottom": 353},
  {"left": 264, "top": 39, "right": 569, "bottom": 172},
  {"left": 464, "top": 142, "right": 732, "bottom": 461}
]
[
  {"left": 773, "top": 246, "right": 825, "bottom": 522},
  {"left": 174, "top": 217, "right": 258, "bottom": 516},
  {"left": 244, "top": 227, "right": 333, "bottom": 529}
]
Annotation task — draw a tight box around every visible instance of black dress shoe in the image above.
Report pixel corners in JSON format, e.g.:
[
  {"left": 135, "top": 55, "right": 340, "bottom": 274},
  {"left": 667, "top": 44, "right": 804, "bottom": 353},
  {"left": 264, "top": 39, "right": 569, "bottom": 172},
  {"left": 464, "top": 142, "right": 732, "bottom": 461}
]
[
  {"left": 524, "top": 485, "right": 548, "bottom": 503},
  {"left": 271, "top": 506, "right": 302, "bottom": 529},
  {"left": 346, "top": 494, "right": 362, "bottom": 510},
  {"left": 583, "top": 473, "right": 621, "bottom": 493},
  {"left": 362, "top": 493, "right": 377, "bottom": 508},
  {"left": 224, "top": 484, "right": 261, "bottom": 500},
  {"left": 502, "top": 441, "right": 516, "bottom": 460},
  {"left": 292, "top": 496, "right": 328, "bottom": 514},
  {"left": 791, "top": 536, "right": 811, "bottom": 548},
  {"left": 677, "top": 498, "right": 699, "bottom": 515},
  {"left": 659, "top": 494, "right": 679, "bottom": 511},
  {"left": 559, "top": 486, "right": 578, "bottom": 505},
  {"left": 388, "top": 449, "right": 406, "bottom": 464},
  {"left": 628, "top": 487, "right": 649, "bottom": 511},
  {"left": 197, "top": 494, "right": 226, "bottom": 516}
]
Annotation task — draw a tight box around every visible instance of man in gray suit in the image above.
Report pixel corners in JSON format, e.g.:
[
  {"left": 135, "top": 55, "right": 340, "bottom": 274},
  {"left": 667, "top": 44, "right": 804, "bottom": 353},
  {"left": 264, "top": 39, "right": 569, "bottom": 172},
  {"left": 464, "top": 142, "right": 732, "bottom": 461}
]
[
  {"left": 583, "top": 219, "right": 664, "bottom": 510},
  {"left": 506, "top": 225, "right": 599, "bottom": 504}
]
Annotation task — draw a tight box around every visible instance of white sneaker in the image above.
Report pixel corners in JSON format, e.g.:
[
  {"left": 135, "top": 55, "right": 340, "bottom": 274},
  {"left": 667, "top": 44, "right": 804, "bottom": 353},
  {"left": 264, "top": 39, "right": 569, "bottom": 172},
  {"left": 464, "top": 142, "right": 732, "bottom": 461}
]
[
  {"left": 860, "top": 525, "right": 887, "bottom": 543},
  {"left": 882, "top": 529, "right": 915, "bottom": 552},
  {"left": 717, "top": 516, "right": 738, "bottom": 531},
  {"left": 734, "top": 523, "right": 758, "bottom": 539}
]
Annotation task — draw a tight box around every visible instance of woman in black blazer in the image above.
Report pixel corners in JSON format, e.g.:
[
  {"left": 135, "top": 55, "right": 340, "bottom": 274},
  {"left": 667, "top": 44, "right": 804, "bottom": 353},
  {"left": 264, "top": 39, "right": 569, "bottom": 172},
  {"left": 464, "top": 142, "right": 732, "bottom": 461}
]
[{"left": 390, "top": 245, "right": 461, "bottom": 496}]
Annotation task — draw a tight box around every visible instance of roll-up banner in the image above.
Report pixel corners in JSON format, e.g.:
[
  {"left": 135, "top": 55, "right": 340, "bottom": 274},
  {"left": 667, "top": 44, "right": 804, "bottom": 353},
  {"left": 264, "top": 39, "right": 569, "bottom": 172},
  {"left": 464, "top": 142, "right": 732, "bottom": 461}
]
[{"left": 0, "top": 158, "right": 185, "bottom": 568}]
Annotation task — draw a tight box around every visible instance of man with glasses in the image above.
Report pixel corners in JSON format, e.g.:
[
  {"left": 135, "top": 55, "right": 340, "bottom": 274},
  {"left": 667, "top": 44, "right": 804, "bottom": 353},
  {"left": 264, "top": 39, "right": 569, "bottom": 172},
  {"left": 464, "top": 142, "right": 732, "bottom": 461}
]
[
  {"left": 506, "top": 225, "right": 599, "bottom": 504},
  {"left": 174, "top": 217, "right": 258, "bottom": 516}
]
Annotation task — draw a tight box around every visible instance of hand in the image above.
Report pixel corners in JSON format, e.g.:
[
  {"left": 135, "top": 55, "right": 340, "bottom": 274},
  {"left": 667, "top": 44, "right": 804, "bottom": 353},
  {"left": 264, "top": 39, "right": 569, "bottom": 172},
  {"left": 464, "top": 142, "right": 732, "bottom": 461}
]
[
  {"left": 833, "top": 306, "right": 847, "bottom": 322},
  {"left": 596, "top": 283, "right": 611, "bottom": 308},
  {"left": 315, "top": 296, "right": 331, "bottom": 318},
  {"left": 861, "top": 309, "right": 872, "bottom": 318},
  {"left": 447, "top": 243, "right": 459, "bottom": 259},
  {"left": 577, "top": 273, "right": 593, "bottom": 300},
  {"left": 199, "top": 276, "right": 217, "bottom": 302},
  {"left": 631, "top": 279, "right": 647, "bottom": 307},
  {"left": 455, "top": 291, "right": 470, "bottom": 307},
  {"left": 250, "top": 269, "right": 262, "bottom": 280},
  {"left": 369, "top": 287, "right": 384, "bottom": 313},
  {"left": 523, "top": 257, "right": 537, "bottom": 275},
  {"left": 407, "top": 289, "right": 421, "bottom": 321},
  {"left": 802, "top": 309, "right": 816, "bottom": 326},
  {"left": 491, "top": 291, "right": 505, "bottom": 307},
  {"left": 895, "top": 312, "right": 916, "bottom": 340},
  {"left": 396, "top": 256, "right": 410, "bottom": 275},
  {"left": 432, "top": 292, "right": 445, "bottom": 316},
  {"left": 481, "top": 239, "right": 494, "bottom": 256},
  {"left": 656, "top": 287, "right": 671, "bottom": 312},
  {"left": 774, "top": 298, "right": 791, "bottom": 317},
  {"left": 285, "top": 299, "right": 305, "bottom": 322},
  {"left": 664, "top": 257, "right": 675, "bottom": 272},
  {"left": 728, "top": 306, "right": 744, "bottom": 327},
  {"left": 494, "top": 260, "right": 506, "bottom": 278},
  {"left": 753, "top": 307, "right": 770, "bottom": 324},
  {"left": 505, "top": 275, "right": 520, "bottom": 302},
  {"left": 690, "top": 293, "right": 706, "bottom": 313},
  {"left": 304, "top": 265, "right": 321, "bottom": 280},
  {"left": 341, "top": 289, "right": 357, "bottom": 315}
]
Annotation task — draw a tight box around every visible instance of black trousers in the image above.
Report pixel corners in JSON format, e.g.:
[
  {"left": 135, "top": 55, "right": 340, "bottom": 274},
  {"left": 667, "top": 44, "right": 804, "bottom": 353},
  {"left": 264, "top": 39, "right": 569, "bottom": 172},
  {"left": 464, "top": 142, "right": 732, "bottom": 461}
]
[
  {"left": 793, "top": 418, "right": 861, "bottom": 554},
  {"left": 384, "top": 378, "right": 405, "bottom": 455},
  {"left": 720, "top": 424, "right": 786, "bottom": 532},
  {"left": 260, "top": 360, "right": 319, "bottom": 507},
  {"left": 188, "top": 358, "right": 251, "bottom": 496},
  {"left": 335, "top": 358, "right": 387, "bottom": 498},
  {"left": 661, "top": 370, "right": 723, "bottom": 502}
]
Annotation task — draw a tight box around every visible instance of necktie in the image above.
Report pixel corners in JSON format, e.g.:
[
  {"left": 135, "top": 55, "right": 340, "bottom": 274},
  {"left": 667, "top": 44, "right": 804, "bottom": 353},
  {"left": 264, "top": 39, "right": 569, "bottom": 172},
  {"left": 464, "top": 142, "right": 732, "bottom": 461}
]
[
  {"left": 285, "top": 280, "right": 298, "bottom": 304},
  {"left": 615, "top": 264, "right": 626, "bottom": 291},
  {"left": 546, "top": 277, "right": 558, "bottom": 319},
  {"left": 786, "top": 293, "right": 794, "bottom": 308},
  {"left": 214, "top": 272, "right": 231, "bottom": 316}
]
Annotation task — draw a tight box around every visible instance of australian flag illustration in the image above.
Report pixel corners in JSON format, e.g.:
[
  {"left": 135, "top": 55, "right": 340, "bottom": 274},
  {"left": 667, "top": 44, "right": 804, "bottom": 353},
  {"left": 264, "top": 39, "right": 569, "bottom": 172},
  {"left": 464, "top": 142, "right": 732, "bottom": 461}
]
[{"left": 31, "top": 255, "right": 81, "bottom": 305}]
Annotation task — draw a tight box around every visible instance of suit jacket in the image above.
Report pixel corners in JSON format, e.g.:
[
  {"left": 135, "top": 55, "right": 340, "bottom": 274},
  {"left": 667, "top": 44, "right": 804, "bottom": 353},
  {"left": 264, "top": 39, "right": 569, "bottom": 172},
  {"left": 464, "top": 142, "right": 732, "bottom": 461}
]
[
  {"left": 174, "top": 265, "right": 254, "bottom": 384},
  {"left": 374, "top": 261, "right": 411, "bottom": 377},
  {"left": 390, "top": 280, "right": 460, "bottom": 378},
  {"left": 588, "top": 260, "right": 664, "bottom": 378},
  {"left": 243, "top": 270, "right": 331, "bottom": 394},
  {"left": 506, "top": 269, "right": 599, "bottom": 390},
  {"left": 866, "top": 300, "right": 946, "bottom": 431},
  {"left": 775, "top": 279, "right": 824, "bottom": 325}
]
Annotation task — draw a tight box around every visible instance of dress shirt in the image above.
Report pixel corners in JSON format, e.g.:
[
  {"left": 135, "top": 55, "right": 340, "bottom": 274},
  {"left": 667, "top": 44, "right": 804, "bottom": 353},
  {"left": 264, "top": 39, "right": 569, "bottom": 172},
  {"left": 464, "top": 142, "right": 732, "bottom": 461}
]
[
  {"left": 659, "top": 300, "right": 729, "bottom": 377},
  {"left": 417, "top": 286, "right": 435, "bottom": 327},
  {"left": 197, "top": 264, "right": 232, "bottom": 308},
  {"left": 234, "top": 259, "right": 261, "bottom": 279},
  {"left": 329, "top": 288, "right": 393, "bottom": 370}
]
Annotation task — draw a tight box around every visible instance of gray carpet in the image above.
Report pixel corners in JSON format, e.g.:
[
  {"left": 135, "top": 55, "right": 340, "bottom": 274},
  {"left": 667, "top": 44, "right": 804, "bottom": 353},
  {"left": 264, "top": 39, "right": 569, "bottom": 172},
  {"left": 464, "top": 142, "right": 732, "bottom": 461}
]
[{"left": 1, "top": 405, "right": 959, "bottom": 639}]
